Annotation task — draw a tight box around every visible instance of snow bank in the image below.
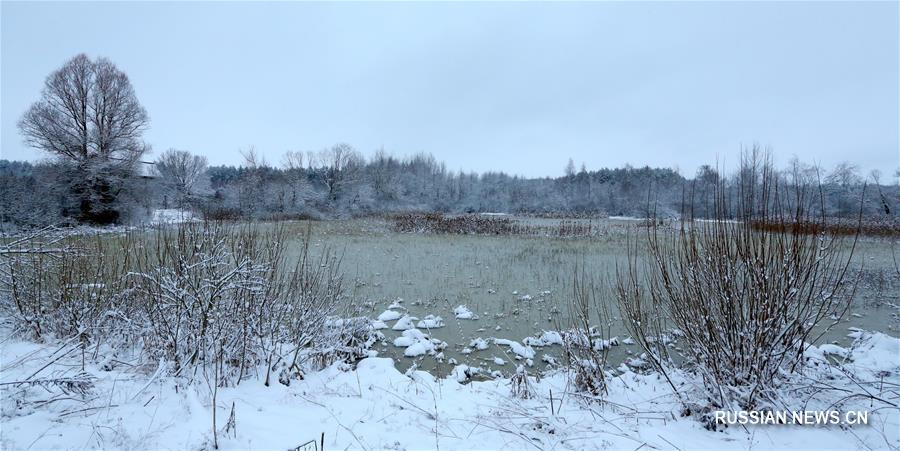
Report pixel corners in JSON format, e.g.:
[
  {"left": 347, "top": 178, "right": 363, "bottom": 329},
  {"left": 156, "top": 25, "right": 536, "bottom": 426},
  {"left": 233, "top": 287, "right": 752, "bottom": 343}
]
[
  {"left": 2, "top": 328, "right": 897, "bottom": 451},
  {"left": 846, "top": 331, "right": 900, "bottom": 375},
  {"left": 818, "top": 343, "right": 850, "bottom": 359}
]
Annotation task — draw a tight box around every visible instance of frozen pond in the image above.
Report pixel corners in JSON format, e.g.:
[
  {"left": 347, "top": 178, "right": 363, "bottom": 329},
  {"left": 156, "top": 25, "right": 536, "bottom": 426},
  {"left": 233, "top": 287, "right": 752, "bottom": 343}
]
[{"left": 281, "top": 217, "right": 900, "bottom": 377}]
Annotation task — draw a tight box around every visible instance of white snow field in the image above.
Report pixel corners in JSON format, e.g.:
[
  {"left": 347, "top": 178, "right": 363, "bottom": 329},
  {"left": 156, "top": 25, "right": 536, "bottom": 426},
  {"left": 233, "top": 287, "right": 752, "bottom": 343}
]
[{"left": 1, "top": 328, "right": 897, "bottom": 450}]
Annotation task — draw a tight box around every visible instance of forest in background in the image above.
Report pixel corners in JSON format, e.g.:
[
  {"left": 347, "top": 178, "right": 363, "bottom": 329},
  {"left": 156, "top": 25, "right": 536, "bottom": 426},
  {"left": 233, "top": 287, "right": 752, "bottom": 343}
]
[
  {"left": 1, "top": 146, "right": 897, "bottom": 231},
  {"left": 1, "top": 145, "right": 896, "bottom": 231}
]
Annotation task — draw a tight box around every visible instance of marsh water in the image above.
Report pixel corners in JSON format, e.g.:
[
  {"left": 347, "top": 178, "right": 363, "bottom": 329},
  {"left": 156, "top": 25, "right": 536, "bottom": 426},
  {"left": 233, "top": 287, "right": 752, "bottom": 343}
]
[{"left": 283, "top": 217, "right": 900, "bottom": 377}]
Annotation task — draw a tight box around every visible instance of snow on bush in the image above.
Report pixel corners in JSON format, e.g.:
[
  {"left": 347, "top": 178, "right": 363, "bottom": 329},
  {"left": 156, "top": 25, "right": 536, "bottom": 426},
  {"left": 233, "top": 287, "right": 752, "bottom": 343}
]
[
  {"left": 616, "top": 157, "right": 859, "bottom": 410},
  {"left": 509, "top": 364, "right": 533, "bottom": 399},
  {"left": 0, "top": 222, "right": 353, "bottom": 387}
]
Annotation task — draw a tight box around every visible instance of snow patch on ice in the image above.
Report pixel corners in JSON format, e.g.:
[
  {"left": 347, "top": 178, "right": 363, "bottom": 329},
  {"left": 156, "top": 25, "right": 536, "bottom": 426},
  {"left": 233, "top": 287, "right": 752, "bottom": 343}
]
[
  {"left": 524, "top": 330, "right": 563, "bottom": 347},
  {"left": 376, "top": 309, "right": 403, "bottom": 322},
  {"left": 416, "top": 314, "right": 445, "bottom": 329},
  {"left": 469, "top": 337, "right": 490, "bottom": 351},
  {"left": 493, "top": 338, "right": 535, "bottom": 359},
  {"left": 453, "top": 305, "right": 477, "bottom": 319},
  {"left": 391, "top": 315, "right": 418, "bottom": 331}
]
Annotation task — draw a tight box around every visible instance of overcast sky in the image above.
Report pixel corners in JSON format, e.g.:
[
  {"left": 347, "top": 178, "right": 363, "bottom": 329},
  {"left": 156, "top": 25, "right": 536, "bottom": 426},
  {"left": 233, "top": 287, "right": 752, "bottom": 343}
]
[{"left": 2, "top": 1, "right": 898, "bottom": 178}]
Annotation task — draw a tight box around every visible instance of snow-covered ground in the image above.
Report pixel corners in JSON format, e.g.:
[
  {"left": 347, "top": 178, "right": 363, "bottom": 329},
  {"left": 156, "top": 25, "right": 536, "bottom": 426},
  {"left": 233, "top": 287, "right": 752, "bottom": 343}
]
[
  {"left": 147, "top": 208, "right": 199, "bottom": 225},
  {"left": 1, "top": 327, "right": 897, "bottom": 450}
]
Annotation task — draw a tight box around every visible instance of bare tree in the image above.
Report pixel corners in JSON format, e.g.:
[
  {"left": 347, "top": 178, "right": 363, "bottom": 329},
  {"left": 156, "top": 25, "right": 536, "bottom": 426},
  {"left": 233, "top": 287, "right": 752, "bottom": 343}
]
[
  {"left": 18, "top": 54, "right": 150, "bottom": 223},
  {"left": 370, "top": 148, "right": 402, "bottom": 201},
  {"left": 280, "top": 150, "right": 312, "bottom": 212},
  {"left": 826, "top": 161, "right": 862, "bottom": 188},
  {"left": 281, "top": 150, "right": 305, "bottom": 171},
  {"left": 155, "top": 149, "right": 208, "bottom": 208},
  {"left": 236, "top": 147, "right": 267, "bottom": 216},
  {"left": 317, "top": 143, "right": 363, "bottom": 202}
]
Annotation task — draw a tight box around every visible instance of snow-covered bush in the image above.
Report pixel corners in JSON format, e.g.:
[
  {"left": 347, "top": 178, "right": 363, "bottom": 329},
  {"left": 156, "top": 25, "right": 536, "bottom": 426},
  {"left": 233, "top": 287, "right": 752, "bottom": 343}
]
[
  {"left": 128, "top": 223, "right": 273, "bottom": 382},
  {"left": 1, "top": 221, "right": 349, "bottom": 388},
  {"left": 308, "top": 317, "right": 379, "bottom": 371},
  {"left": 616, "top": 151, "right": 857, "bottom": 410},
  {"left": 0, "top": 229, "right": 131, "bottom": 343},
  {"left": 128, "top": 222, "right": 347, "bottom": 385}
]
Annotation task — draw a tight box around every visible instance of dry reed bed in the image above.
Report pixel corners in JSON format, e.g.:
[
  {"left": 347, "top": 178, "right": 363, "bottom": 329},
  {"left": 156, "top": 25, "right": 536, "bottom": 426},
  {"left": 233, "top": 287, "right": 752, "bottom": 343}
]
[{"left": 390, "top": 213, "right": 596, "bottom": 237}]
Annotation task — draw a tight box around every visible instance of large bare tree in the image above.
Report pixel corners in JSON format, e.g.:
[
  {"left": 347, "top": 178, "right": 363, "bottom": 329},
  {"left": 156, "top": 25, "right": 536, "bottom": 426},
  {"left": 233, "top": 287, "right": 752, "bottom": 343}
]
[{"left": 18, "top": 54, "right": 149, "bottom": 223}]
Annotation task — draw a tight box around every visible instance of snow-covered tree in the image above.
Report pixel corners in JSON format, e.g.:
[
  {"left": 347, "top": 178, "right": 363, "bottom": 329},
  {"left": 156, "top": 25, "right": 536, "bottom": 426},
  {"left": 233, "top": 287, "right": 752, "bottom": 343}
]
[
  {"left": 18, "top": 54, "right": 150, "bottom": 224},
  {"left": 154, "top": 149, "right": 208, "bottom": 208}
]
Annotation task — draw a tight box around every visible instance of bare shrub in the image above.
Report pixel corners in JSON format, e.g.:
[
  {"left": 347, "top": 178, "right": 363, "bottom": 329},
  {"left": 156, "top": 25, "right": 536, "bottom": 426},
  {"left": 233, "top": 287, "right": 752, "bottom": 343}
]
[
  {"left": 128, "top": 222, "right": 271, "bottom": 382},
  {"left": 616, "top": 150, "right": 859, "bottom": 410},
  {"left": 1, "top": 221, "right": 350, "bottom": 388},
  {"left": 127, "top": 222, "right": 347, "bottom": 385},
  {"left": 0, "top": 228, "right": 130, "bottom": 344},
  {"left": 560, "top": 270, "right": 610, "bottom": 397},
  {"left": 305, "top": 317, "right": 378, "bottom": 371}
]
